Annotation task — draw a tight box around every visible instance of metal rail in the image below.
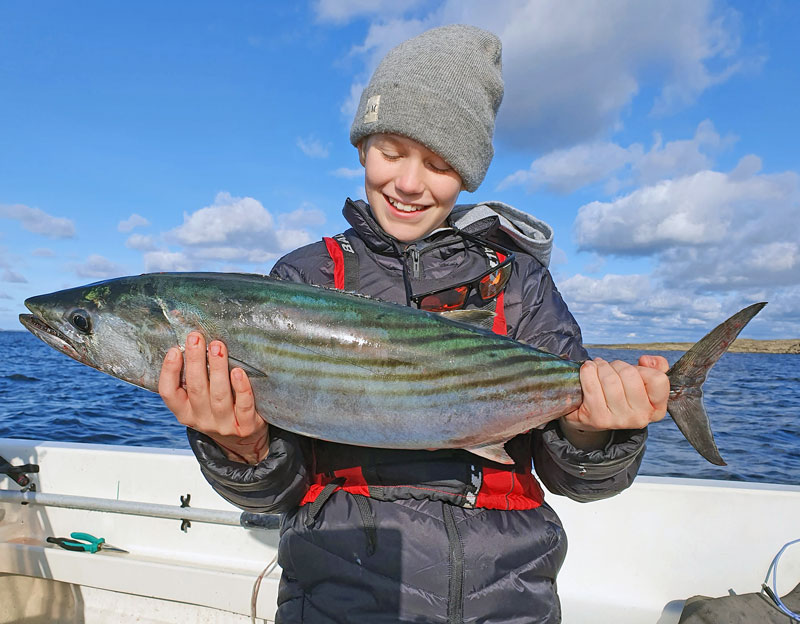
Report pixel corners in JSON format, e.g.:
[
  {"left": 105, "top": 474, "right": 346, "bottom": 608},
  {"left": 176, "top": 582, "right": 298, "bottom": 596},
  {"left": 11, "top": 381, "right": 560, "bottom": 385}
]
[{"left": 0, "top": 489, "right": 281, "bottom": 530}]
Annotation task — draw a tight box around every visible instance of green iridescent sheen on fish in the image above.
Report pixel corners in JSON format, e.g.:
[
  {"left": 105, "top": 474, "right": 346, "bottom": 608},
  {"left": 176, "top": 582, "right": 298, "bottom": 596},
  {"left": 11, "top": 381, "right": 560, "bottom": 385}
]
[{"left": 19, "top": 272, "right": 764, "bottom": 465}]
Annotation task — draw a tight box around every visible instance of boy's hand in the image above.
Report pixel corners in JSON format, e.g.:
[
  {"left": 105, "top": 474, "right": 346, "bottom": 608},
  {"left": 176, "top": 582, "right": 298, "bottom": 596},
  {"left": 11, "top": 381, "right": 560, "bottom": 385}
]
[
  {"left": 560, "top": 355, "right": 670, "bottom": 450},
  {"left": 158, "top": 332, "right": 269, "bottom": 464}
]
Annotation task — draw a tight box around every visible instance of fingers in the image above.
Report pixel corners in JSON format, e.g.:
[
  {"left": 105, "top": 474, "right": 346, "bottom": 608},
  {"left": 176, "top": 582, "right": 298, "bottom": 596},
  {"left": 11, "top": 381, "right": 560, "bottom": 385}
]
[
  {"left": 638, "top": 354, "right": 669, "bottom": 373},
  {"left": 207, "top": 340, "right": 235, "bottom": 424},
  {"left": 609, "top": 359, "right": 653, "bottom": 422},
  {"left": 575, "top": 357, "right": 668, "bottom": 430},
  {"left": 637, "top": 364, "right": 670, "bottom": 423},
  {"left": 156, "top": 332, "right": 268, "bottom": 464},
  {"left": 230, "top": 368, "right": 259, "bottom": 435},
  {"left": 158, "top": 347, "right": 189, "bottom": 422},
  {"left": 574, "top": 360, "right": 608, "bottom": 430},
  {"left": 183, "top": 332, "right": 211, "bottom": 424}
]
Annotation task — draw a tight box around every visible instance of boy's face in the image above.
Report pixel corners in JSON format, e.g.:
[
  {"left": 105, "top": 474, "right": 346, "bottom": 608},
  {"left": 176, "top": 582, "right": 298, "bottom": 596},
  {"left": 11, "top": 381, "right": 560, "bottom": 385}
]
[{"left": 361, "top": 134, "right": 463, "bottom": 243}]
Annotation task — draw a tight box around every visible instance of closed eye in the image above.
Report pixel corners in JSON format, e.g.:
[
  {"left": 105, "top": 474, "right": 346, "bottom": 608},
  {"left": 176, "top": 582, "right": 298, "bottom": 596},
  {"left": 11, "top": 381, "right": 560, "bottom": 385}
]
[{"left": 427, "top": 161, "right": 452, "bottom": 173}]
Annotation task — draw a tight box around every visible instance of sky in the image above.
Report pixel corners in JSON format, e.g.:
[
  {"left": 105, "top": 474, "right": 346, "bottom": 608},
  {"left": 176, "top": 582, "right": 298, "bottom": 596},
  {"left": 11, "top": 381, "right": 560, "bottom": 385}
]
[{"left": 1, "top": 0, "right": 798, "bottom": 343}]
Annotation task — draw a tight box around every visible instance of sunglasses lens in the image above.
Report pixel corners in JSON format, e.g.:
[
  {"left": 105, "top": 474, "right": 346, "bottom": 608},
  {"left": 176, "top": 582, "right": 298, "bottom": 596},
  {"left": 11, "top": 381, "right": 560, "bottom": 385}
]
[
  {"left": 478, "top": 262, "right": 512, "bottom": 300},
  {"left": 419, "top": 285, "right": 469, "bottom": 312}
]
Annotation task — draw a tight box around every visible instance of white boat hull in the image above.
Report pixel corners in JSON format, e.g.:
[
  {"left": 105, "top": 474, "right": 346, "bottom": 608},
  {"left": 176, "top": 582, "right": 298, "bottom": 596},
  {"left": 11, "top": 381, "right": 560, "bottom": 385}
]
[{"left": 2, "top": 437, "right": 798, "bottom": 623}]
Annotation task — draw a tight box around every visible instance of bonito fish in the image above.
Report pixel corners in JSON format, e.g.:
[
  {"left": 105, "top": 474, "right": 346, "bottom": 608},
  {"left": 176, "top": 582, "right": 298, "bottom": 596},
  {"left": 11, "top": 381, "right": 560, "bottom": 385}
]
[{"left": 19, "top": 273, "right": 765, "bottom": 465}]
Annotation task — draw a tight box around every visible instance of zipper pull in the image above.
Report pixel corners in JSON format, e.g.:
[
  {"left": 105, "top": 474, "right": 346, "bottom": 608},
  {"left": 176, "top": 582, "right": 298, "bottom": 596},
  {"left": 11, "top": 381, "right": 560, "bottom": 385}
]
[{"left": 411, "top": 245, "right": 421, "bottom": 278}]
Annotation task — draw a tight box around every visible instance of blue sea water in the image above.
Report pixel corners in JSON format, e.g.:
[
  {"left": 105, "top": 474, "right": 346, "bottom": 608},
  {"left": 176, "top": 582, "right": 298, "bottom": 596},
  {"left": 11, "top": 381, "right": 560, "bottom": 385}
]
[{"left": 0, "top": 331, "right": 798, "bottom": 485}]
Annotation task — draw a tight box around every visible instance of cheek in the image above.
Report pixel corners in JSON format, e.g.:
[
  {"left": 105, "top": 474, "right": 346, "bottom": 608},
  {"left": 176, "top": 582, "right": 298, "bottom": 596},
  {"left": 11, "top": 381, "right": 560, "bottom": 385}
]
[
  {"left": 363, "top": 153, "right": 391, "bottom": 188},
  {"left": 433, "top": 178, "right": 462, "bottom": 207}
]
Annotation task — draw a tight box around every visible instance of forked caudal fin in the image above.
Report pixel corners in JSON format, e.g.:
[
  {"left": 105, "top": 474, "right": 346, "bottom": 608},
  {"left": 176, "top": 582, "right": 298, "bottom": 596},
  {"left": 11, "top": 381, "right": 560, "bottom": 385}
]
[{"left": 666, "top": 302, "right": 767, "bottom": 466}]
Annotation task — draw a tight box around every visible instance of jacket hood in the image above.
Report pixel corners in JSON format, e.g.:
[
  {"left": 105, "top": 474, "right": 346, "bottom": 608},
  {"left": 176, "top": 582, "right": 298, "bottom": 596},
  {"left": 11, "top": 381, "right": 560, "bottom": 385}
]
[
  {"left": 451, "top": 201, "right": 553, "bottom": 267},
  {"left": 343, "top": 198, "right": 554, "bottom": 267}
]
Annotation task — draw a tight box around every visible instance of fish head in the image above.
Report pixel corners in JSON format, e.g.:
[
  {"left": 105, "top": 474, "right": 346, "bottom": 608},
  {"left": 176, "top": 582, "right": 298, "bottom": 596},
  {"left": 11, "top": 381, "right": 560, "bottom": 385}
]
[{"left": 19, "top": 277, "right": 175, "bottom": 392}]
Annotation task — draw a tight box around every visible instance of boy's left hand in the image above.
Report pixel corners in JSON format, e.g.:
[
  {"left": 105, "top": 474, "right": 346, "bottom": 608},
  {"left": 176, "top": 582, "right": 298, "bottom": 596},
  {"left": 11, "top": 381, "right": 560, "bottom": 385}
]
[{"left": 560, "top": 355, "right": 670, "bottom": 448}]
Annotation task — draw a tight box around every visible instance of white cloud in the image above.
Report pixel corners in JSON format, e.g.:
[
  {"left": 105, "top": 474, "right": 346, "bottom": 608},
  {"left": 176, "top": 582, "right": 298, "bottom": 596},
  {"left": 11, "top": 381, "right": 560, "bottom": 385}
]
[
  {"left": 636, "top": 120, "right": 734, "bottom": 185},
  {"left": 278, "top": 205, "right": 327, "bottom": 229},
  {"left": 338, "top": 1, "right": 746, "bottom": 150},
  {"left": 332, "top": 167, "right": 363, "bottom": 179},
  {"left": 2, "top": 269, "right": 27, "bottom": 283},
  {"left": 500, "top": 142, "right": 638, "bottom": 194},
  {"left": 341, "top": 81, "right": 365, "bottom": 120},
  {"left": 166, "top": 192, "right": 316, "bottom": 265},
  {"left": 125, "top": 233, "right": 157, "bottom": 251},
  {"left": 500, "top": 120, "right": 733, "bottom": 194},
  {"left": 74, "top": 255, "right": 126, "bottom": 279},
  {"left": 31, "top": 248, "right": 55, "bottom": 257},
  {"left": 143, "top": 251, "right": 196, "bottom": 273},
  {"left": 118, "top": 213, "right": 150, "bottom": 232},
  {"left": 296, "top": 136, "right": 330, "bottom": 159},
  {"left": 560, "top": 273, "right": 652, "bottom": 305},
  {"left": 314, "top": 0, "right": 428, "bottom": 23},
  {"left": 0, "top": 203, "right": 75, "bottom": 238},
  {"left": 573, "top": 157, "right": 800, "bottom": 299},
  {"left": 555, "top": 271, "right": 756, "bottom": 342},
  {"left": 171, "top": 192, "right": 275, "bottom": 246}
]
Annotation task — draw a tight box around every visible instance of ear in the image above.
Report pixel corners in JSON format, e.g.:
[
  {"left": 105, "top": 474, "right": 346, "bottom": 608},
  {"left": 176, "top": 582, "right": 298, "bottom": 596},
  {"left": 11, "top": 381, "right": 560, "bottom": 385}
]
[{"left": 357, "top": 142, "right": 367, "bottom": 166}]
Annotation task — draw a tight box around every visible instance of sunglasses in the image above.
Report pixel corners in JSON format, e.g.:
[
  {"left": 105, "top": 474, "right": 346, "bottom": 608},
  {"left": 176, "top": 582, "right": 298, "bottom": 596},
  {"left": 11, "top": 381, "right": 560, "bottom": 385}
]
[{"left": 411, "top": 231, "right": 515, "bottom": 312}]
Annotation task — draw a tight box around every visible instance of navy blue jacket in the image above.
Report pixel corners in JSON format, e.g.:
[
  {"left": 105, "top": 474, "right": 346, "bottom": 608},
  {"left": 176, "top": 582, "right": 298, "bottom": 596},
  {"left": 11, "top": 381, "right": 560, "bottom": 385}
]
[{"left": 188, "top": 199, "right": 647, "bottom": 623}]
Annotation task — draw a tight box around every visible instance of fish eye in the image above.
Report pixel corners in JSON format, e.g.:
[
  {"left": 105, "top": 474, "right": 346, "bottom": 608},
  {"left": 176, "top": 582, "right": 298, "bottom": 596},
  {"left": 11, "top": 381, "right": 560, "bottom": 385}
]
[{"left": 69, "top": 309, "right": 92, "bottom": 334}]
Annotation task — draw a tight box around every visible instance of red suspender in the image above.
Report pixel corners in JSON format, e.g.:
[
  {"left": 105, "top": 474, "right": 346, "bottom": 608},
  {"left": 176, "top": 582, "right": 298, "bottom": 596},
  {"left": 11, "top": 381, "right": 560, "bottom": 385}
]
[
  {"left": 491, "top": 252, "right": 507, "bottom": 335},
  {"left": 323, "top": 237, "right": 345, "bottom": 290}
]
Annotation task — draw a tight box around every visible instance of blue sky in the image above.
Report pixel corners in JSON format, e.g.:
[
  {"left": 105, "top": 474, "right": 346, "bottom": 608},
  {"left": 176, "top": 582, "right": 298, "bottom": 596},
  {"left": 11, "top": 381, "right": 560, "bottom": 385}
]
[{"left": 1, "top": 0, "right": 798, "bottom": 342}]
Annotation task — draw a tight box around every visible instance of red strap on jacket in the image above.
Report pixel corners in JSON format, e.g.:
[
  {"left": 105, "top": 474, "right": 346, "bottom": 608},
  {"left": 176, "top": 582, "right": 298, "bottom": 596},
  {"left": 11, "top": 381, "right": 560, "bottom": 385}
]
[
  {"left": 491, "top": 252, "right": 507, "bottom": 335},
  {"left": 323, "top": 237, "right": 345, "bottom": 290}
]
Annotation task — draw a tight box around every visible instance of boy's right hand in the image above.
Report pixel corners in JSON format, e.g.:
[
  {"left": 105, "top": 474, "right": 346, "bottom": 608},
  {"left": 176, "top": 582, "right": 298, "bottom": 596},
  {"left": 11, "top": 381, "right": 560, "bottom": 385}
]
[{"left": 158, "top": 331, "right": 269, "bottom": 465}]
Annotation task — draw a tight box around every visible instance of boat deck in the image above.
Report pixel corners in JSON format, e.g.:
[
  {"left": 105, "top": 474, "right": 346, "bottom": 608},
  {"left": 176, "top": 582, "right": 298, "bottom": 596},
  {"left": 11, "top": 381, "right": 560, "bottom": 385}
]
[{"left": 1, "top": 438, "right": 798, "bottom": 623}]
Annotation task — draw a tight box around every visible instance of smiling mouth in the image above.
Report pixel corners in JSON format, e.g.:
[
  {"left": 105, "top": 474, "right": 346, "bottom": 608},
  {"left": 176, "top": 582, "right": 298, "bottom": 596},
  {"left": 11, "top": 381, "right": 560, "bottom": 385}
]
[{"left": 386, "top": 195, "right": 428, "bottom": 213}]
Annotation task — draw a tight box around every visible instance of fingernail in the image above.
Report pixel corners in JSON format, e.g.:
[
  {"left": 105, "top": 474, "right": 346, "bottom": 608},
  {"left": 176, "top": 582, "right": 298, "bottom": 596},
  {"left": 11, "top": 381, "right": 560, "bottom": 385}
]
[
  {"left": 209, "top": 343, "right": 221, "bottom": 357},
  {"left": 166, "top": 348, "right": 179, "bottom": 362},
  {"left": 189, "top": 333, "right": 200, "bottom": 347},
  {"left": 231, "top": 368, "right": 243, "bottom": 382}
]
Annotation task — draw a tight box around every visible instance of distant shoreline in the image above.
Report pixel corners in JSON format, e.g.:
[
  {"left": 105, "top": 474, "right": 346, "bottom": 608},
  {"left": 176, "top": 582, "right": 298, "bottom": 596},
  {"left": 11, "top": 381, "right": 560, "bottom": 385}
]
[{"left": 585, "top": 338, "right": 800, "bottom": 354}]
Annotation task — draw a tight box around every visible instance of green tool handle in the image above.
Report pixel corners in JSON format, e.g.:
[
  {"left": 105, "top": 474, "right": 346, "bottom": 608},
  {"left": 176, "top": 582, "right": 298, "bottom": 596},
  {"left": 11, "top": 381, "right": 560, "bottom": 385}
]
[{"left": 70, "top": 532, "right": 104, "bottom": 547}]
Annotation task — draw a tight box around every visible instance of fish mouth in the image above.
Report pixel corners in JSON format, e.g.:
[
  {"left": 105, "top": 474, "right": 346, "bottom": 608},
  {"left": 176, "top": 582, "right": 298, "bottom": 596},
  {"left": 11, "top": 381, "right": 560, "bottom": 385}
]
[{"left": 18, "top": 312, "right": 83, "bottom": 362}]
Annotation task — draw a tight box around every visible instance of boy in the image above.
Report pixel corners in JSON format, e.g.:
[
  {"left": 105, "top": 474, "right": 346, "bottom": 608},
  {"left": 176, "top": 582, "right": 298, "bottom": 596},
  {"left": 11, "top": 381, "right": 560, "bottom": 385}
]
[{"left": 160, "top": 25, "right": 668, "bottom": 623}]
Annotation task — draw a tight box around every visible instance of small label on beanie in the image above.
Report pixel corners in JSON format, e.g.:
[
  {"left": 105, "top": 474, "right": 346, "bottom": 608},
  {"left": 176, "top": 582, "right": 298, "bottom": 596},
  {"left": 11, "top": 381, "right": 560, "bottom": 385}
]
[{"left": 364, "top": 95, "right": 380, "bottom": 123}]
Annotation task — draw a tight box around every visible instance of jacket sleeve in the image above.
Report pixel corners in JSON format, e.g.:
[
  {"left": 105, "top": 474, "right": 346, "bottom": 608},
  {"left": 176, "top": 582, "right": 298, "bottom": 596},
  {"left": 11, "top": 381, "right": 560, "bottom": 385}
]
[
  {"left": 512, "top": 259, "right": 648, "bottom": 502},
  {"left": 185, "top": 242, "right": 334, "bottom": 513},
  {"left": 187, "top": 427, "right": 312, "bottom": 513}
]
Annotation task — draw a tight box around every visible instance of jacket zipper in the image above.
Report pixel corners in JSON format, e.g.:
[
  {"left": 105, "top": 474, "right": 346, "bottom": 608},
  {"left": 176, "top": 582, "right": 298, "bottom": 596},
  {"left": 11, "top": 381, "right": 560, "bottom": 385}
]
[
  {"left": 442, "top": 503, "right": 465, "bottom": 624},
  {"left": 407, "top": 244, "right": 421, "bottom": 279}
]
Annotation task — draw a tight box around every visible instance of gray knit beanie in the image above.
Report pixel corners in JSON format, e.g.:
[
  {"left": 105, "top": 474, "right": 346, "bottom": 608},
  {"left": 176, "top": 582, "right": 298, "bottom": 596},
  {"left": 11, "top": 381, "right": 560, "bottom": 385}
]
[{"left": 350, "top": 24, "right": 503, "bottom": 192}]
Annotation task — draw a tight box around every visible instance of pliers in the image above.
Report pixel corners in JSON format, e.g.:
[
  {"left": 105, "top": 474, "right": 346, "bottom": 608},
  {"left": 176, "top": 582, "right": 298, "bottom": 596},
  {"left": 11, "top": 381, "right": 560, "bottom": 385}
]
[{"left": 46, "top": 532, "right": 128, "bottom": 554}]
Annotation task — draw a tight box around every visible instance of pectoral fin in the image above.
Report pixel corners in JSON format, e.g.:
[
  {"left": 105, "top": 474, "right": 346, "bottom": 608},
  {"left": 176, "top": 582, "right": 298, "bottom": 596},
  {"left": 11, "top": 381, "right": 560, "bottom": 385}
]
[
  {"left": 465, "top": 442, "right": 514, "bottom": 465},
  {"left": 228, "top": 356, "right": 268, "bottom": 378}
]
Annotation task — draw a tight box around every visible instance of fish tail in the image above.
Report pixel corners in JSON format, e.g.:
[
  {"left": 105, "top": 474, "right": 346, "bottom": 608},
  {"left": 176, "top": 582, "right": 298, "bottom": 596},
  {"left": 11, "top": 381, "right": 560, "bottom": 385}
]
[{"left": 666, "top": 302, "right": 767, "bottom": 466}]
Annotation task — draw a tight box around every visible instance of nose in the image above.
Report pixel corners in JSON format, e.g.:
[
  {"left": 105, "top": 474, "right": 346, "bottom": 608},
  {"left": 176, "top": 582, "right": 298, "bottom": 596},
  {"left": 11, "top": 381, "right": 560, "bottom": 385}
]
[{"left": 394, "top": 158, "right": 425, "bottom": 196}]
